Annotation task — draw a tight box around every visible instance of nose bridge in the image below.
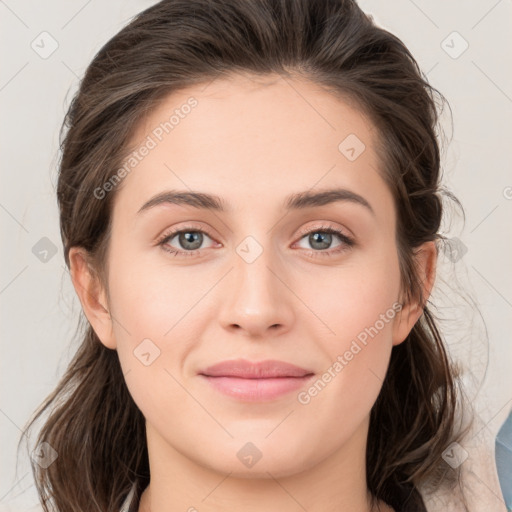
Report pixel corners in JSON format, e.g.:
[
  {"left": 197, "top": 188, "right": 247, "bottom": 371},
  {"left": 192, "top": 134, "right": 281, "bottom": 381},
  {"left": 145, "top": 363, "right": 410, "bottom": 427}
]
[{"left": 217, "top": 230, "right": 293, "bottom": 335}]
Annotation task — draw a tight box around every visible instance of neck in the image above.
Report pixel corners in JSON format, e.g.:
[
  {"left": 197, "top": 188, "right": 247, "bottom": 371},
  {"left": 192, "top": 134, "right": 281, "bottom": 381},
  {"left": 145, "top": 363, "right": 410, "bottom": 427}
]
[{"left": 137, "top": 416, "right": 393, "bottom": 512}]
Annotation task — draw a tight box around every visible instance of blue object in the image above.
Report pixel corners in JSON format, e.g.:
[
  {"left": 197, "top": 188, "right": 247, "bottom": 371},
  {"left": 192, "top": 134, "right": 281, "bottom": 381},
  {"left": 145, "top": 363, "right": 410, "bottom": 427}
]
[{"left": 496, "top": 409, "right": 512, "bottom": 511}]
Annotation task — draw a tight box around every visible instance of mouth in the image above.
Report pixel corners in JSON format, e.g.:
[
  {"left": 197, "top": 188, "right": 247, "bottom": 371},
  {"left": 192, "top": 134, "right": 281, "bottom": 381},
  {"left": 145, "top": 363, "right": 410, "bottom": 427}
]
[{"left": 198, "top": 359, "right": 315, "bottom": 401}]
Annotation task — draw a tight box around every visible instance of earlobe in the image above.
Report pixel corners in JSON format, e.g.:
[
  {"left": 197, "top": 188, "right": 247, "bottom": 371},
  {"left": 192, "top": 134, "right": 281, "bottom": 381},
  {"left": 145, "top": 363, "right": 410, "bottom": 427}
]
[
  {"left": 68, "top": 247, "right": 117, "bottom": 350},
  {"left": 392, "top": 241, "right": 438, "bottom": 346}
]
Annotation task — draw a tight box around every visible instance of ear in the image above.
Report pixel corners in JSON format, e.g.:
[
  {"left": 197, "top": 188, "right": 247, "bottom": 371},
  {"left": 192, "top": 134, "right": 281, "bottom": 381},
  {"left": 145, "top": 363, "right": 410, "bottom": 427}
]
[
  {"left": 392, "top": 240, "right": 437, "bottom": 346},
  {"left": 68, "top": 247, "right": 117, "bottom": 350}
]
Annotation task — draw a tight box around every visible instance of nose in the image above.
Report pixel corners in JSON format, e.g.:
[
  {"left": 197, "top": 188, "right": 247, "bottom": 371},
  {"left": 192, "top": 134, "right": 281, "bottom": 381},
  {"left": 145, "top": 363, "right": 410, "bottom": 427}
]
[{"left": 217, "top": 239, "right": 295, "bottom": 338}]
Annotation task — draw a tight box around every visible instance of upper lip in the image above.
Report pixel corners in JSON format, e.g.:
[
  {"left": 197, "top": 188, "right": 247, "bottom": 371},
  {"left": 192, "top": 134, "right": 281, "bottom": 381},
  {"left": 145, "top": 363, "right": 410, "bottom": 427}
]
[{"left": 199, "top": 359, "right": 314, "bottom": 379}]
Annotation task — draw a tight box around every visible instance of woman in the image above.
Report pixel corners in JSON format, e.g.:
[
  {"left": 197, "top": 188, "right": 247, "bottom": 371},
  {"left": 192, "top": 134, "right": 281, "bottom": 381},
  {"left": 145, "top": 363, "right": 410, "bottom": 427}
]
[{"left": 21, "top": 0, "right": 502, "bottom": 510}]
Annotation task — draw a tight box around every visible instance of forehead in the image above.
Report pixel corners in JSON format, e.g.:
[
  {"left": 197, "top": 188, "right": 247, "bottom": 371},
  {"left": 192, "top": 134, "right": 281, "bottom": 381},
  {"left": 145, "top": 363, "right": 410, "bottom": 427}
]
[{"left": 112, "top": 73, "right": 393, "bottom": 223}]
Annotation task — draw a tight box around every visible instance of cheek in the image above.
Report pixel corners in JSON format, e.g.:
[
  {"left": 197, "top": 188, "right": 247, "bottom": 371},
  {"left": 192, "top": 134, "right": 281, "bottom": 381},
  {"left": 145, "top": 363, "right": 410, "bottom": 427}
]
[
  {"left": 296, "top": 285, "right": 399, "bottom": 446},
  {"left": 296, "top": 249, "right": 400, "bottom": 407},
  {"left": 109, "top": 270, "right": 201, "bottom": 425},
  {"left": 107, "top": 244, "right": 212, "bottom": 341},
  {"left": 300, "top": 247, "right": 401, "bottom": 349},
  {"left": 106, "top": 245, "right": 220, "bottom": 401}
]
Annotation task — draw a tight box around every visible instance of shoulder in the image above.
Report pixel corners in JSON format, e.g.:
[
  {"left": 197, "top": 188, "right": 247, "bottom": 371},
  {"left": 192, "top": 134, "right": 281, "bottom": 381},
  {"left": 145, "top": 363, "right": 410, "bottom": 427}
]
[{"left": 421, "top": 419, "right": 507, "bottom": 512}]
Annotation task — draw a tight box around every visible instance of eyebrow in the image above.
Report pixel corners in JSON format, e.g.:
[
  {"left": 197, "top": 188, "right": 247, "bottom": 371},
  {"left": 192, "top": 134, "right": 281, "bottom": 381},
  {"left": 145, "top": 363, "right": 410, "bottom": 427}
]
[{"left": 137, "top": 187, "right": 375, "bottom": 217}]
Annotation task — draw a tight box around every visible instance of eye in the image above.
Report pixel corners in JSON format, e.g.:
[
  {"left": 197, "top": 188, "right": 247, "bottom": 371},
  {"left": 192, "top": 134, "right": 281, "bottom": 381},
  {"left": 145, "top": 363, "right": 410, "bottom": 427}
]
[
  {"left": 156, "top": 223, "right": 355, "bottom": 259},
  {"left": 294, "top": 224, "right": 355, "bottom": 258},
  {"left": 157, "top": 225, "right": 218, "bottom": 257}
]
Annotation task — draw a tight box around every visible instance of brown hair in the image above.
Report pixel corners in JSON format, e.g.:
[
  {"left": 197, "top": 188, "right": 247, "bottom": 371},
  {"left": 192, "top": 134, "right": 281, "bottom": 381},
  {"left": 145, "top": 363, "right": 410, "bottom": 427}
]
[{"left": 20, "top": 0, "right": 471, "bottom": 510}]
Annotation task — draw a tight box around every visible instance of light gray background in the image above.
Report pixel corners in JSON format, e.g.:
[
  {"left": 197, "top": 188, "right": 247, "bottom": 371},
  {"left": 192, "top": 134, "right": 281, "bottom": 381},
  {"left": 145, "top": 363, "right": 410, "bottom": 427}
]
[{"left": 1, "top": 1, "right": 511, "bottom": 510}]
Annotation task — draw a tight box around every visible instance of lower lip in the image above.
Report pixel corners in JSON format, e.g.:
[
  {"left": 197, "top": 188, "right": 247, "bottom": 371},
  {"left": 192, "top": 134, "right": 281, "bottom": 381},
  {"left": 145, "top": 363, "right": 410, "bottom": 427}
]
[{"left": 200, "top": 375, "right": 314, "bottom": 401}]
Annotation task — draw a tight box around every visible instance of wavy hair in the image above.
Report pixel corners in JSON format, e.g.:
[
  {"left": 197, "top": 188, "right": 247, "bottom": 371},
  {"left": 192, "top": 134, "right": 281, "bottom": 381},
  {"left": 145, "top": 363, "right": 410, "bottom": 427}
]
[{"left": 20, "top": 0, "right": 471, "bottom": 510}]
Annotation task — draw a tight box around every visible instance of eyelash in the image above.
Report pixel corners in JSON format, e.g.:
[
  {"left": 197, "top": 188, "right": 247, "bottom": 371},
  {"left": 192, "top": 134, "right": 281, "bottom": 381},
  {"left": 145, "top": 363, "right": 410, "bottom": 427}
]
[{"left": 156, "top": 223, "right": 355, "bottom": 259}]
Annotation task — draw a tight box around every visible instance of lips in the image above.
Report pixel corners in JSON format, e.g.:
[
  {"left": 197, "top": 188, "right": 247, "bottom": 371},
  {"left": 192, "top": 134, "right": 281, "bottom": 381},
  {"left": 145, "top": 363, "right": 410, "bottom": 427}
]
[
  {"left": 198, "top": 359, "right": 315, "bottom": 401},
  {"left": 199, "top": 358, "right": 314, "bottom": 379}
]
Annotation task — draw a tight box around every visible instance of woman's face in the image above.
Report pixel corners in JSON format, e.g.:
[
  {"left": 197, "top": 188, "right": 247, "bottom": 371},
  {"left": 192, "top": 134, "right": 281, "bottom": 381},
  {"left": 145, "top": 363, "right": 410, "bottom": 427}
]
[{"left": 73, "top": 73, "right": 429, "bottom": 479}]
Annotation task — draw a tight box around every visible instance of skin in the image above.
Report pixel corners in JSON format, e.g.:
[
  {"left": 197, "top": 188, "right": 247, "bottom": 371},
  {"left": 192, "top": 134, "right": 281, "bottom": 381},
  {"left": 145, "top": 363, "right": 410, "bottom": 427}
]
[{"left": 69, "top": 73, "right": 436, "bottom": 512}]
